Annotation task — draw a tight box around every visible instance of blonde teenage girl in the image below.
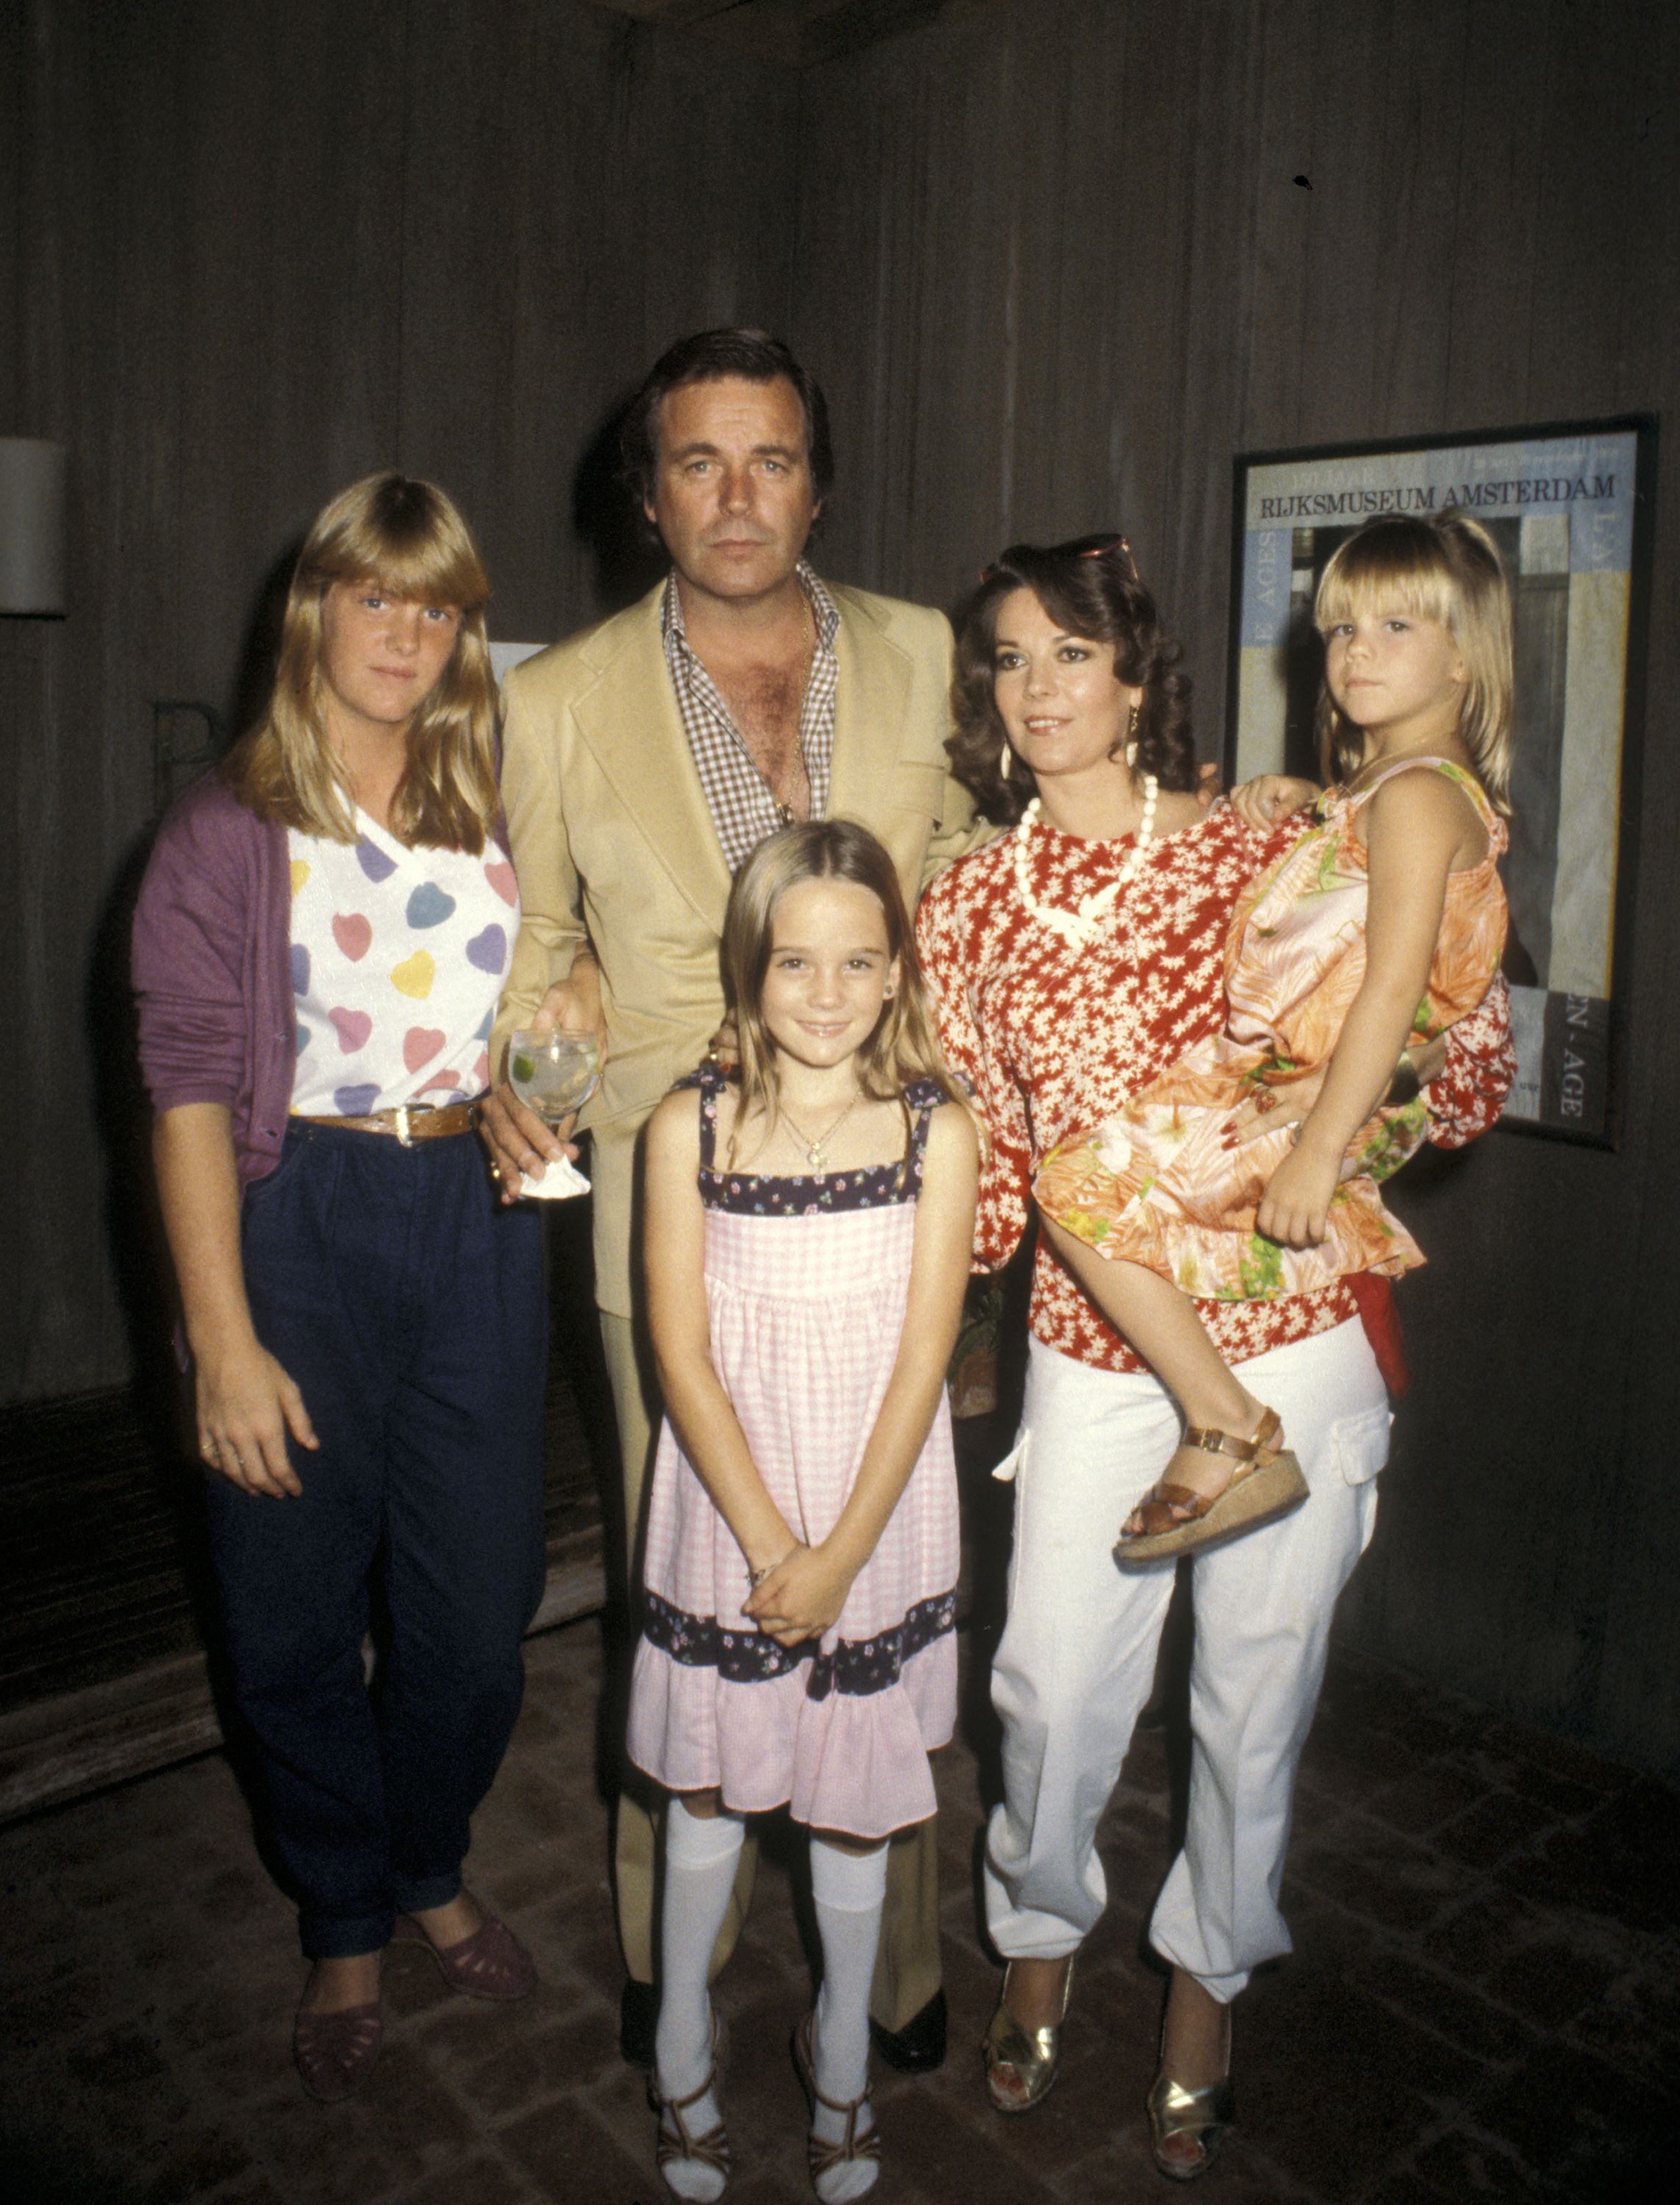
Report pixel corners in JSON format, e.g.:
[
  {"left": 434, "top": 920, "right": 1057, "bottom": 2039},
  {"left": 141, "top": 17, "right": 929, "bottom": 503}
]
[
  {"left": 133, "top": 475, "right": 545, "bottom": 2102},
  {"left": 1034, "top": 511, "right": 1512, "bottom": 1562},
  {"left": 626, "top": 821, "right": 978, "bottom": 2203}
]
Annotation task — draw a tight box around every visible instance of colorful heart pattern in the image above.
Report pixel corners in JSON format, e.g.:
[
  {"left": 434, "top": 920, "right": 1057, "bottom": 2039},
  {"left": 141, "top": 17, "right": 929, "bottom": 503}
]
[
  {"left": 465, "top": 923, "right": 507, "bottom": 975},
  {"left": 332, "top": 911, "right": 373, "bottom": 961},
  {"left": 290, "top": 822, "right": 510, "bottom": 1116},
  {"left": 356, "top": 835, "right": 398, "bottom": 884},
  {"left": 403, "top": 1026, "right": 446, "bottom": 1073},
  {"left": 406, "top": 882, "right": 456, "bottom": 929},
  {"left": 390, "top": 950, "right": 435, "bottom": 999}
]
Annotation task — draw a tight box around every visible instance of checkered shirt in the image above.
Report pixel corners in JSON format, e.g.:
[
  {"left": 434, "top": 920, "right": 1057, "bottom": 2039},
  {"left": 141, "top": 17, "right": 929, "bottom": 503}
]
[{"left": 660, "top": 561, "right": 840, "bottom": 873}]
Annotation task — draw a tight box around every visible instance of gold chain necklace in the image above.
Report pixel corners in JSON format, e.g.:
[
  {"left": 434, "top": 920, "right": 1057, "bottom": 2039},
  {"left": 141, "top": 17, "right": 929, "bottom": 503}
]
[{"left": 775, "top": 1090, "right": 861, "bottom": 1175}]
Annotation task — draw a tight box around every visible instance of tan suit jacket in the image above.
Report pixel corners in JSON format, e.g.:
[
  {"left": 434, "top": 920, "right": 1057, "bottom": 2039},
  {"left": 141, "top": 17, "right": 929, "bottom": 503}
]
[{"left": 495, "top": 575, "right": 988, "bottom": 1316}]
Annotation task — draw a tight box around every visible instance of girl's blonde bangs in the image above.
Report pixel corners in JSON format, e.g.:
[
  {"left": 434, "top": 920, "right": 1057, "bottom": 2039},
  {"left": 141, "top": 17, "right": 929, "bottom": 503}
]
[
  {"left": 308, "top": 521, "right": 489, "bottom": 614},
  {"left": 1315, "top": 542, "right": 1456, "bottom": 634}
]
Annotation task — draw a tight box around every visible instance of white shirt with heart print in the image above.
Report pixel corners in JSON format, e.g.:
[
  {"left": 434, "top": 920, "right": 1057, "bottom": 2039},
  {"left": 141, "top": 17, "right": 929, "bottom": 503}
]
[{"left": 287, "top": 812, "right": 519, "bottom": 1118}]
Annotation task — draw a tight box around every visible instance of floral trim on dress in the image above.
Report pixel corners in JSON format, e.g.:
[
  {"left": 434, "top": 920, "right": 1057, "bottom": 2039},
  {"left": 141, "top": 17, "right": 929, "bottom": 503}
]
[
  {"left": 684, "top": 1065, "right": 947, "bottom": 1214},
  {"left": 642, "top": 1588, "right": 955, "bottom": 1699},
  {"left": 642, "top": 1591, "right": 805, "bottom": 1682},
  {"left": 807, "top": 1592, "right": 956, "bottom": 1702}
]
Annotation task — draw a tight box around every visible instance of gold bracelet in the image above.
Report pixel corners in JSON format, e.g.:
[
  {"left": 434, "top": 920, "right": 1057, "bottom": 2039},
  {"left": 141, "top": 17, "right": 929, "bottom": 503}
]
[{"left": 747, "top": 1544, "right": 800, "bottom": 1591}]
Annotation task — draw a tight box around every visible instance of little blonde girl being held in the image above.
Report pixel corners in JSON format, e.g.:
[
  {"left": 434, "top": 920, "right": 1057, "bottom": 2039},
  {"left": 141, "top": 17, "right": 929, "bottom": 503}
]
[
  {"left": 628, "top": 821, "right": 978, "bottom": 2202},
  {"left": 1033, "top": 510, "right": 1512, "bottom": 1561}
]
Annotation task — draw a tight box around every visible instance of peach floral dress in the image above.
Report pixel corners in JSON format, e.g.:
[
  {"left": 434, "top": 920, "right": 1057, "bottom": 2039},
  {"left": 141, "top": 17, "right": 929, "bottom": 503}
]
[{"left": 1033, "top": 759, "right": 1508, "bottom": 1300}]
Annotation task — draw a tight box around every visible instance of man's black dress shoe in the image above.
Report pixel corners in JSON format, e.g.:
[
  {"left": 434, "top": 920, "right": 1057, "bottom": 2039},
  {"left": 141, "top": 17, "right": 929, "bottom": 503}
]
[
  {"left": 620, "top": 1976, "right": 658, "bottom": 2068},
  {"left": 869, "top": 1987, "right": 947, "bottom": 2073}
]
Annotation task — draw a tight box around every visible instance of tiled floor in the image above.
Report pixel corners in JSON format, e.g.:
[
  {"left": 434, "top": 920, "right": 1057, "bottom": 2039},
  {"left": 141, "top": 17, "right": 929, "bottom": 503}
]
[{"left": 4, "top": 1617, "right": 1676, "bottom": 2205}]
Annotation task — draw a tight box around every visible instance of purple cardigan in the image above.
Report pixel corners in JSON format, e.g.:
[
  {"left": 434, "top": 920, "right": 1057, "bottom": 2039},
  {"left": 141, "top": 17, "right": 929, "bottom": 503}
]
[{"left": 132, "top": 774, "right": 296, "bottom": 1186}]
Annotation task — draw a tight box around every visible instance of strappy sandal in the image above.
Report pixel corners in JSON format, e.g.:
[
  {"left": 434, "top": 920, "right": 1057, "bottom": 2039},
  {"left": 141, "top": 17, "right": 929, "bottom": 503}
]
[
  {"left": 652, "top": 2010, "right": 730, "bottom": 2200},
  {"left": 1146, "top": 2069, "right": 1236, "bottom": 2181},
  {"left": 1146, "top": 1986, "right": 1235, "bottom": 2179},
  {"left": 1114, "top": 1407, "right": 1307, "bottom": 1564},
  {"left": 793, "top": 2010, "right": 880, "bottom": 2201},
  {"left": 292, "top": 1997, "right": 382, "bottom": 2103},
  {"left": 981, "top": 1954, "right": 1075, "bottom": 2114},
  {"left": 393, "top": 1909, "right": 537, "bottom": 1999}
]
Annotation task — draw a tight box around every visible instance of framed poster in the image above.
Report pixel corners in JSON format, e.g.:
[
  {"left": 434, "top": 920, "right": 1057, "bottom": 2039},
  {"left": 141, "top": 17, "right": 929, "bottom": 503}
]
[{"left": 1227, "top": 417, "right": 1657, "bottom": 1147}]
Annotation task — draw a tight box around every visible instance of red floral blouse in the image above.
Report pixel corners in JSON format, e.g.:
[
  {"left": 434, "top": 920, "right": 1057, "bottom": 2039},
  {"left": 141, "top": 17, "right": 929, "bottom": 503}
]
[{"left": 916, "top": 800, "right": 1515, "bottom": 1377}]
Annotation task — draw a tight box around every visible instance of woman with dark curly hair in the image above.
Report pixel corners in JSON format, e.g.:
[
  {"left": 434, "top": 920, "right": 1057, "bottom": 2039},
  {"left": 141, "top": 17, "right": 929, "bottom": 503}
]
[{"left": 916, "top": 534, "right": 1512, "bottom": 2177}]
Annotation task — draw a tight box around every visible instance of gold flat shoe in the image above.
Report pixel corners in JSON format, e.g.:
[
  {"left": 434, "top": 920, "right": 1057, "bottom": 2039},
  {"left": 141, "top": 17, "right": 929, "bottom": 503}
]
[
  {"left": 981, "top": 1955, "right": 1074, "bottom": 2115},
  {"left": 1146, "top": 2069, "right": 1236, "bottom": 2181}
]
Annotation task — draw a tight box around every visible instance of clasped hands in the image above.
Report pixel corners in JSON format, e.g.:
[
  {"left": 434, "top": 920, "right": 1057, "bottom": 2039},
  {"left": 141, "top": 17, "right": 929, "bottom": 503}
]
[{"left": 742, "top": 1538, "right": 855, "bottom": 1651}]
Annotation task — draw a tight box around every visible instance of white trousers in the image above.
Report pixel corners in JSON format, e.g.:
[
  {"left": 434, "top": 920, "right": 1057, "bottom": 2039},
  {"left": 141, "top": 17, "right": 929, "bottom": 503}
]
[{"left": 983, "top": 1318, "right": 1390, "bottom": 2002}]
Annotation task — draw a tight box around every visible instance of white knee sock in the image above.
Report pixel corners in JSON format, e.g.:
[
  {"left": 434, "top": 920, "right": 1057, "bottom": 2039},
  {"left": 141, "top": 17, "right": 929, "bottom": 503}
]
[
  {"left": 656, "top": 1797, "right": 744, "bottom": 2203},
  {"left": 808, "top": 1835, "right": 889, "bottom": 2203}
]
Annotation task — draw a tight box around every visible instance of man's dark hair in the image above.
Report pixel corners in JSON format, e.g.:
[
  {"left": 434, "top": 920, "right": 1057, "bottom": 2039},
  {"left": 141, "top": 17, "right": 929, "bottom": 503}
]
[{"left": 619, "top": 329, "right": 834, "bottom": 509}]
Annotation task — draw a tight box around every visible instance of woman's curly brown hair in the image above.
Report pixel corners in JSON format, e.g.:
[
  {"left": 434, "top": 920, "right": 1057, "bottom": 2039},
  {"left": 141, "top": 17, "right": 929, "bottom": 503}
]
[{"left": 950, "top": 534, "right": 1197, "bottom": 825}]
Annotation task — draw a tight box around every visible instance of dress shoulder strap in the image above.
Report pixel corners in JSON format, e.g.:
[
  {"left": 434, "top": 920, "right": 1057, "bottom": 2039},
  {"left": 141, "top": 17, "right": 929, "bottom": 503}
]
[
  {"left": 1348, "top": 755, "right": 1503, "bottom": 839},
  {"left": 902, "top": 1077, "right": 947, "bottom": 1178},
  {"left": 679, "top": 1058, "right": 727, "bottom": 1173}
]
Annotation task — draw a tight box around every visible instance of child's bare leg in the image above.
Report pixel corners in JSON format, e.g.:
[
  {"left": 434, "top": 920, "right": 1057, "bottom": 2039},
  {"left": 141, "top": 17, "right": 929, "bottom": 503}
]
[{"left": 1041, "top": 1219, "right": 1270, "bottom": 1520}]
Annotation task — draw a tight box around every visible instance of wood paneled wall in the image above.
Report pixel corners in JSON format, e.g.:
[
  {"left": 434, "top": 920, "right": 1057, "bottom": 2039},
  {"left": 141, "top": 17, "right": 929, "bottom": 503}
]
[
  {"left": 1, "top": 0, "right": 797, "bottom": 1399},
  {"left": 791, "top": 0, "right": 1680, "bottom": 1771},
  {"left": 7, "top": 0, "right": 1679, "bottom": 1768}
]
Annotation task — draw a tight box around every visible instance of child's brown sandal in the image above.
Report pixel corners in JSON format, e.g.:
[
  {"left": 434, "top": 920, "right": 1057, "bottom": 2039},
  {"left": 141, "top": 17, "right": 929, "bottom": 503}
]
[{"left": 1113, "top": 1408, "right": 1307, "bottom": 1566}]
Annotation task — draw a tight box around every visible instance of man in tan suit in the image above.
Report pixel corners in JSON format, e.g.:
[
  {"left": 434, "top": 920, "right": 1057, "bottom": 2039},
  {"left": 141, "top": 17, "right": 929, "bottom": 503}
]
[{"left": 480, "top": 330, "right": 986, "bottom": 2073}]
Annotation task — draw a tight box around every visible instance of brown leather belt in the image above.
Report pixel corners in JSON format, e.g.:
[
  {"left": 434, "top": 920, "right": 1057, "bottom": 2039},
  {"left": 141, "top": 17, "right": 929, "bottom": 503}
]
[{"left": 290, "top": 1102, "right": 475, "bottom": 1147}]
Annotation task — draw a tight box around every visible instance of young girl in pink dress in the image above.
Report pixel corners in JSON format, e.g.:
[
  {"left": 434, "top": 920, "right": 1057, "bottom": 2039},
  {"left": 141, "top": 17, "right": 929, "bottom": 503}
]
[
  {"left": 627, "top": 821, "right": 978, "bottom": 2204},
  {"left": 1033, "top": 511, "right": 1512, "bottom": 1562}
]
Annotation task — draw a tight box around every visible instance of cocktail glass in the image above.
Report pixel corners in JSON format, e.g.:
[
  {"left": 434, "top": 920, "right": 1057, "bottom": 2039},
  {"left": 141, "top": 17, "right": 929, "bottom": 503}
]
[{"left": 507, "top": 1028, "right": 600, "bottom": 1201}]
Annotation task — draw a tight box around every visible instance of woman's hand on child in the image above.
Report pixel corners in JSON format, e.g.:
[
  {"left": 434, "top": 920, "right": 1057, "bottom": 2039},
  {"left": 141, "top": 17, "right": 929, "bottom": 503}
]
[
  {"left": 1229, "top": 774, "right": 1319, "bottom": 831},
  {"left": 195, "top": 1341, "right": 317, "bottom": 1499},
  {"left": 1255, "top": 1136, "right": 1341, "bottom": 1249},
  {"left": 743, "top": 1542, "right": 857, "bottom": 1649}
]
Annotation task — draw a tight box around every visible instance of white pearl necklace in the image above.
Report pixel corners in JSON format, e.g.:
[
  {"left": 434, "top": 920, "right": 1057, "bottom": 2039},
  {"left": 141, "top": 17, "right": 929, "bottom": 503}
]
[{"left": 1010, "top": 775, "right": 1159, "bottom": 950}]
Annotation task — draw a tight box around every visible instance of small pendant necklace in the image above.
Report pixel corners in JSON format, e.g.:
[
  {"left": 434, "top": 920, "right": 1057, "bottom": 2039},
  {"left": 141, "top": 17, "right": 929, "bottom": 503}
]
[{"left": 775, "top": 1090, "right": 860, "bottom": 1175}]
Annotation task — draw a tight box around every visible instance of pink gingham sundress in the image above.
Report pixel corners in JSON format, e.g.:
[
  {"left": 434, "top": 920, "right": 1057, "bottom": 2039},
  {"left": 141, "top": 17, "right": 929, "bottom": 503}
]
[{"left": 626, "top": 1070, "right": 958, "bottom": 1839}]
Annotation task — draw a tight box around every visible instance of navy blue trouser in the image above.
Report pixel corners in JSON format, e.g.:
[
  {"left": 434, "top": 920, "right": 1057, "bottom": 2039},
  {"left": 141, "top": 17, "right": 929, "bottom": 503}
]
[{"left": 205, "top": 1122, "right": 547, "bottom": 1959}]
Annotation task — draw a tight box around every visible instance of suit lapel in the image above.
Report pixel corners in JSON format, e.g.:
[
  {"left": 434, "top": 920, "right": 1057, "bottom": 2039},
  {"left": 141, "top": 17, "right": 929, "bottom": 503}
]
[
  {"left": 826, "top": 588, "right": 913, "bottom": 823},
  {"left": 570, "top": 586, "right": 733, "bottom": 931}
]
